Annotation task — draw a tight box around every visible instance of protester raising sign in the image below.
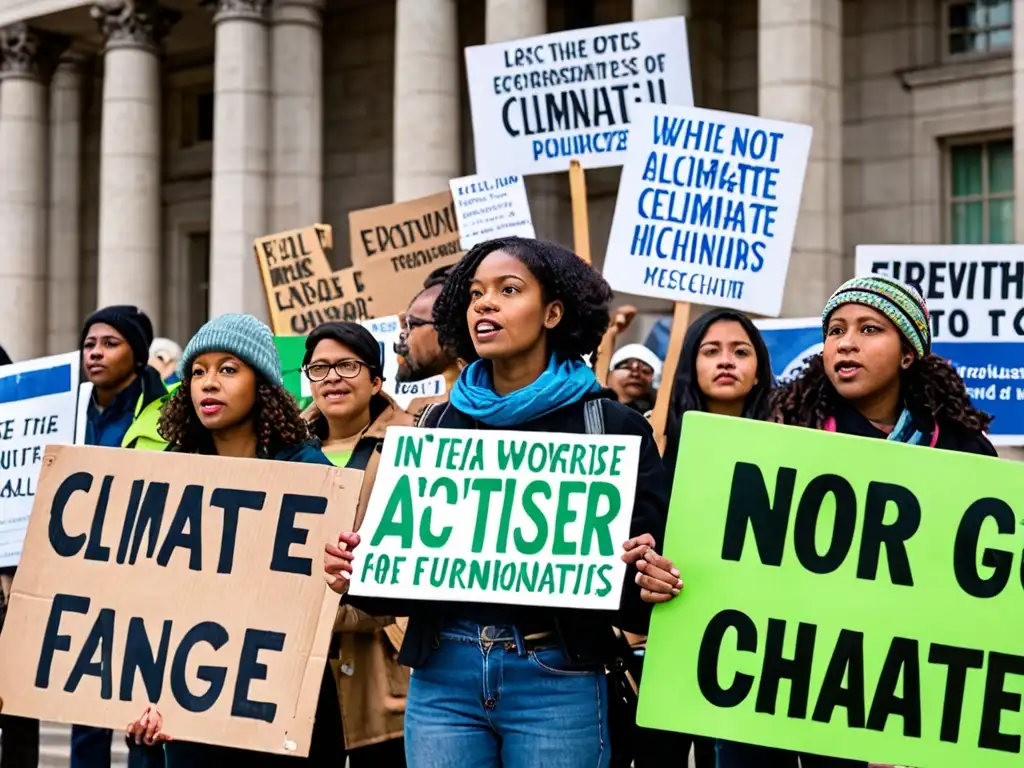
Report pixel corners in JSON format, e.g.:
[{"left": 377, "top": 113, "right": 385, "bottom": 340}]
[
  {"left": 0, "top": 352, "right": 79, "bottom": 568},
  {"left": 0, "top": 446, "right": 360, "bottom": 756},
  {"left": 464, "top": 16, "right": 693, "bottom": 176},
  {"left": 348, "top": 427, "right": 639, "bottom": 610},
  {"left": 253, "top": 224, "right": 372, "bottom": 335},
  {"left": 603, "top": 105, "right": 812, "bottom": 316},
  {"left": 640, "top": 413, "right": 1022, "bottom": 766},
  {"left": 348, "top": 192, "right": 463, "bottom": 317},
  {"left": 449, "top": 174, "right": 536, "bottom": 250}
]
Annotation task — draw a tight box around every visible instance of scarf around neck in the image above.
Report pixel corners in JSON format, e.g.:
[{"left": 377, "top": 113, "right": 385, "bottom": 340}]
[
  {"left": 449, "top": 355, "right": 602, "bottom": 427},
  {"left": 825, "top": 405, "right": 938, "bottom": 447}
]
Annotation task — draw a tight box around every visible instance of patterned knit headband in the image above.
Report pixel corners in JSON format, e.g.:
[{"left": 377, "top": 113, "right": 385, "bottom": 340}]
[{"left": 822, "top": 275, "right": 931, "bottom": 358}]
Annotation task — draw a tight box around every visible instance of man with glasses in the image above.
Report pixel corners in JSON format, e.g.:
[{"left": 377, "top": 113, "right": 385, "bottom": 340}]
[
  {"left": 609, "top": 344, "right": 662, "bottom": 416},
  {"left": 396, "top": 267, "right": 463, "bottom": 417}
]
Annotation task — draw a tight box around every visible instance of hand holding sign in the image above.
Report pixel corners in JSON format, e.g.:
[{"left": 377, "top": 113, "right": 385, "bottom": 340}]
[
  {"left": 621, "top": 533, "right": 683, "bottom": 604},
  {"left": 324, "top": 531, "right": 360, "bottom": 595}
]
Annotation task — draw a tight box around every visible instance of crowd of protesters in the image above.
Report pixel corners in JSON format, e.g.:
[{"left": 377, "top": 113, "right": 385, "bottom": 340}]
[{"left": 0, "top": 237, "right": 994, "bottom": 768}]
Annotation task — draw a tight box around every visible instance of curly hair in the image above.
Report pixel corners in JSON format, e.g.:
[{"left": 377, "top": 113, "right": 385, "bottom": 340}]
[
  {"left": 432, "top": 237, "right": 613, "bottom": 363},
  {"left": 159, "top": 378, "right": 311, "bottom": 457},
  {"left": 770, "top": 353, "right": 992, "bottom": 433}
]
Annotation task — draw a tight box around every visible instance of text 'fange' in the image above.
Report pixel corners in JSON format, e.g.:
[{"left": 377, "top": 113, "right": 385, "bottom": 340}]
[
  {"left": 30, "top": 471, "right": 334, "bottom": 723},
  {"left": 696, "top": 461, "right": 1024, "bottom": 755}
]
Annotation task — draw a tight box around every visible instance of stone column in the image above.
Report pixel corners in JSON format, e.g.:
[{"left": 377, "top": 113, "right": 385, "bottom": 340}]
[
  {"left": 92, "top": 0, "right": 176, "bottom": 320},
  {"left": 632, "top": 0, "right": 688, "bottom": 19},
  {"left": 393, "top": 0, "right": 459, "bottom": 201},
  {"left": 0, "top": 23, "right": 65, "bottom": 361},
  {"left": 759, "top": 0, "right": 842, "bottom": 315},
  {"left": 485, "top": 0, "right": 565, "bottom": 241},
  {"left": 269, "top": 0, "right": 323, "bottom": 231},
  {"left": 1014, "top": 0, "right": 1024, "bottom": 242},
  {"left": 47, "top": 52, "right": 86, "bottom": 354},
  {"left": 207, "top": 0, "right": 270, "bottom": 318}
]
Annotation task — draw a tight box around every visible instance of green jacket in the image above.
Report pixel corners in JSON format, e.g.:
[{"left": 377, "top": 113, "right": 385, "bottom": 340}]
[{"left": 121, "top": 370, "right": 176, "bottom": 451}]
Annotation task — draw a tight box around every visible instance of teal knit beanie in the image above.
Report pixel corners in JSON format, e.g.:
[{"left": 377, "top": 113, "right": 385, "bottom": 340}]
[{"left": 179, "top": 313, "right": 283, "bottom": 386}]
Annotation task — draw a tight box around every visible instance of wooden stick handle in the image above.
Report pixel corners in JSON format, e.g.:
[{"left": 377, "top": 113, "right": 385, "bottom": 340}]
[
  {"left": 650, "top": 302, "right": 692, "bottom": 455},
  {"left": 569, "top": 160, "right": 591, "bottom": 264}
]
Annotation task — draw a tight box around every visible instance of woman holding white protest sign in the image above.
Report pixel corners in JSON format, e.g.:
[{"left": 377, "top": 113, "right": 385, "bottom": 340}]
[
  {"left": 302, "top": 321, "right": 410, "bottom": 765},
  {"left": 123, "top": 313, "right": 341, "bottom": 767},
  {"left": 324, "top": 237, "right": 675, "bottom": 768}
]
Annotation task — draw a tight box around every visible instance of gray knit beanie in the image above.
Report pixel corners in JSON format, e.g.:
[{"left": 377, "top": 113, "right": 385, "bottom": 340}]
[{"left": 179, "top": 314, "right": 283, "bottom": 386}]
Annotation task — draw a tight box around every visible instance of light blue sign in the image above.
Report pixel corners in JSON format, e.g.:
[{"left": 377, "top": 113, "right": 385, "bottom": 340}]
[{"left": 755, "top": 318, "right": 1023, "bottom": 447}]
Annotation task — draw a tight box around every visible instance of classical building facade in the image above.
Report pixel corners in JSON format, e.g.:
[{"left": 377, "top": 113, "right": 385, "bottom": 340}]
[{"left": 0, "top": 0, "right": 1019, "bottom": 362}]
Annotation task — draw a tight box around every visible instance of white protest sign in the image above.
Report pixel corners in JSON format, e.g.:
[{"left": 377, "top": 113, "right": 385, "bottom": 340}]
[
  {"left": 856, "top": 245, "right": 1024, "bottom": 342},
  {"left": 465, "top": 16, "right": 693, "bottom": 176},
  {"left": 0, "top": 352, "right": 79, "bottom": 568},
  {"left": 349, "top": 427, "right": 640, "bottom": 609},
  {"left": 359, "top": 316, "right": 447, "bottom": 409},
  {"left": 450, "top": 174, "right": 536, "bottom": 249},
  {"left": 602, "top": 104, "right": 812, "bottom": 317}
]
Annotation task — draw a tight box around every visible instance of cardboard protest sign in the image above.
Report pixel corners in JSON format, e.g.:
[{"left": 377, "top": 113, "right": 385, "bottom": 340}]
[
  {"left": 640, "top": 413, "right": 1023, "bottom": 766},
  {"left": 0, "top": 446, "right": 360, "bottom": 756},
  {"left": 348, "top": 193, "right": 463, "bottom": 317},
  {"left": 254, "top": 224, "right": 373, "bottom": 335},
  {"left": 0, "top": 352, "right": 79, "bottom": 568},
  {"left": 348, "top": 427, "right": 639, "bottom": 609},
  {"left": 465, "top": 17, "right": 693, "bottom": 176},
  {"left": 603, "top": 104, "right": 812, "bottom": 316},
  {"left": 856, "top": 245, "right": 1024, "bottom": 445},
  {"left": 449, "top": 174, "right": 535, "bottom": 249}
]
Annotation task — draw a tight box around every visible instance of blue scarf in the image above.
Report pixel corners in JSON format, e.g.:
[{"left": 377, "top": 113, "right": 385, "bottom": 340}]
[
  {"left": 889, "top": 407, "right": 926, "bottom": 445},
  {"left": 449, "top": 355, "right": 602, "bottom": 427}
]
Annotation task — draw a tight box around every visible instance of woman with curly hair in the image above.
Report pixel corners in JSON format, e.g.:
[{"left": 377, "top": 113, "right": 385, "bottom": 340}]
[
  {"left": 124, "top": 313, "right": 335, "bottom": 768},
  {"left": 718, "top": 276, "right": 995, "bottom": 768},
  {"left": 324, "top": 237, "right": 677, "bottom": 768}
]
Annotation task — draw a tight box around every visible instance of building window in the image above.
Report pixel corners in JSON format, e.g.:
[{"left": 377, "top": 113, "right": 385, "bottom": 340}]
[
  {"left": 946, "top": 0, "right": 1012, "bottom": 56},
  {"left": 187, "top": 231, "right": 210, "bottom": 335},
  {"left": 948, "top": 138, "right": 1013, "bottom": 243},
  {"left": 181, "top": 88, "right": 214, "bottom": 148}
]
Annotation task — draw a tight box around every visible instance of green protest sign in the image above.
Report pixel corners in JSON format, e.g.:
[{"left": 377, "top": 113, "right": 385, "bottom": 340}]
[
  {"left": 638, "top": 412, "right": 1023, "bottom": 766},
  {"left": 348, "top": 426, "right": 641, "bottom": 609},
  {"left": 275, "top": 336, "right": 312, "bottom": 410}
]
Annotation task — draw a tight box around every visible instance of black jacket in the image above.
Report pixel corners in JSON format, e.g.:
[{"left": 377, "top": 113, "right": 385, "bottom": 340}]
[
  {"left": 831, "top": 400, "right": 998, "bottom": 456},
  {"left": 347, "top": 390, "right": 670, "bottom": 669}
]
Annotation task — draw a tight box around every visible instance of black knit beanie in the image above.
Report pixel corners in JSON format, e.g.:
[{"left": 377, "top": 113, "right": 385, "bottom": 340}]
[
  {"left": 80, "top": 305, "right": 154, "bottom": 370},
  {"left": 303, "top": 322, "right": 384, "bottom": 381}
]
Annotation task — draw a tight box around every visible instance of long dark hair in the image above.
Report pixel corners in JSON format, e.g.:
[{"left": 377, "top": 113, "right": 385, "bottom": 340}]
[
  {"left": 432, "top": 237, "right": 613, "bottom": 363},
  {"left": 159, "top": 377, "right": 310, "bottom": 457},
  {"left": 770, "top": 353, "right": 992, "bottom": 433},
  {"left": 663, "top": 309, "right": 775, "bottom": 474}
]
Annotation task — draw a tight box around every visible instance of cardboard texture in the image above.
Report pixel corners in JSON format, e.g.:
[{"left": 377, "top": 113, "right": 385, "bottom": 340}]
[
  {"left": 254, "top": 224, "right": 374, "bottom": 336},
  {"left": 348, "top": 192, "right": 463, "bottom": 316},
  {"left": 0, "top": 445, "right": 361, "bottom": 757}
]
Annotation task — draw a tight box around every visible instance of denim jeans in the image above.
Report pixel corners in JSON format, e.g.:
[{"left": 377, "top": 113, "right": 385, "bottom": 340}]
[
  {"left": 715, "top": 740, "right": 867, "bottom": 768},
  {"left": 404, "top": 620, "right": 609, "bottom": 768}
]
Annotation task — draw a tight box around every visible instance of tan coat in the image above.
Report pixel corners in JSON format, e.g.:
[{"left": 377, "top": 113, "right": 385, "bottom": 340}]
[{"left": 308, "top": 394, "right": 414, "bottom": 750}]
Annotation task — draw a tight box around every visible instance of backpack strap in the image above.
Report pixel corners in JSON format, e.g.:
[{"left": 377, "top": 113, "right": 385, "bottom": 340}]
[
  {"left": 415, "top": 401, "right": 449, "bottom": 429},
  {"left": 584, "top": 399, "right": 606, "bottom": 435}
]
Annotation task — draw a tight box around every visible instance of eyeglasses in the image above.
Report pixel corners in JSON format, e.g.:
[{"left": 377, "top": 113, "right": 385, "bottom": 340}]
[
  {"left": 403, "top": 315, "right": 434, "bottom": 331},
  {"left": 614, "top": 360, "right": 655, "bottom": 377},
  {"left": 304, "top": 360, "right": 369, "bottom": 381}
]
